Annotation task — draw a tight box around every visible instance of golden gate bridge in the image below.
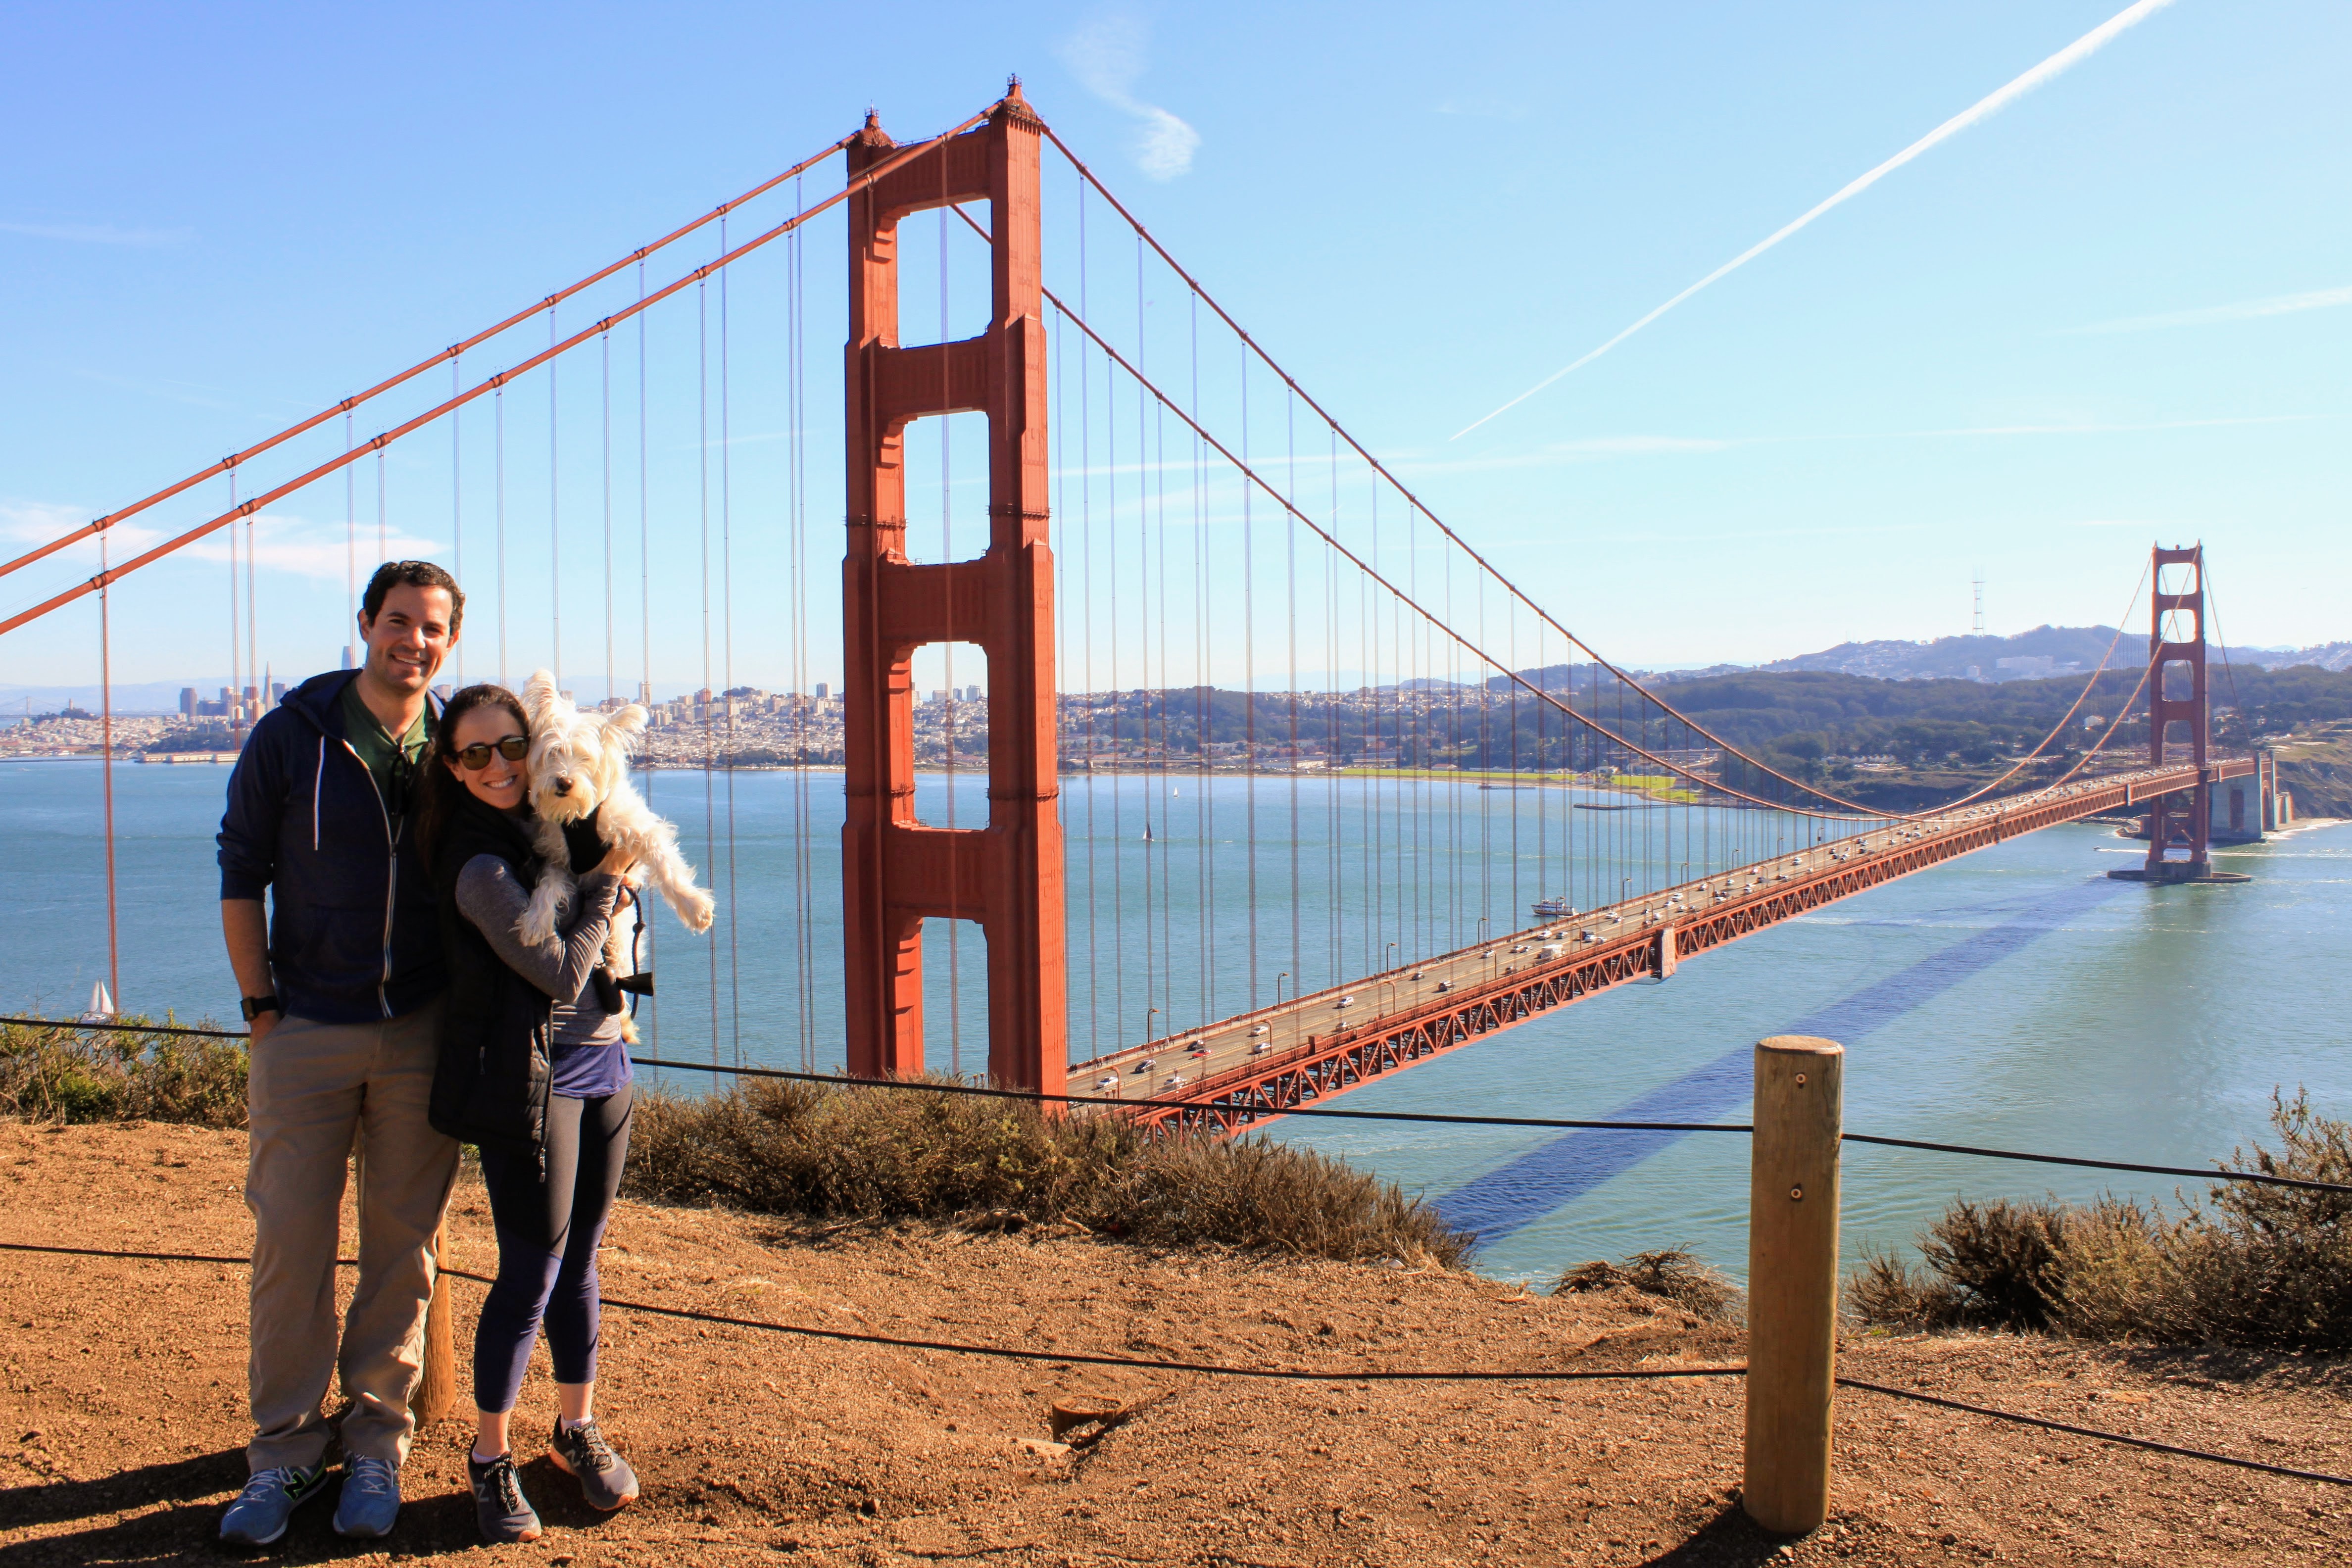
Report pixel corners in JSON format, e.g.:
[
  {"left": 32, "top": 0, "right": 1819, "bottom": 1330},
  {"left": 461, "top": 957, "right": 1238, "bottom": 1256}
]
[{"left": 0, "top": 82, "right": 2268, "bottom": 1124}]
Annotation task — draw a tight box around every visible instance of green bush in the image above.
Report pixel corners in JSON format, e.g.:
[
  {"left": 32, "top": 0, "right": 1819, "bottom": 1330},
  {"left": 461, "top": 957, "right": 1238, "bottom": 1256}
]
[
  {"left": 0, "top": 1018, "right": 248, "bottom": 1127},
  {"left": 624, "top": 1075, "right": 1471, "bottom": 1269},
  {"left": 1850, "top": 1092, "right": 2352, "bottom": 1350}
]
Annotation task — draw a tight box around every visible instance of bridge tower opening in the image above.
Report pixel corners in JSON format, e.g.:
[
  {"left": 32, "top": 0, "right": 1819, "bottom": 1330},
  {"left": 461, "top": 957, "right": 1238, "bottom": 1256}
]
[{"left": 841, "top": 84, "right": 1068, "bottom": 1093}]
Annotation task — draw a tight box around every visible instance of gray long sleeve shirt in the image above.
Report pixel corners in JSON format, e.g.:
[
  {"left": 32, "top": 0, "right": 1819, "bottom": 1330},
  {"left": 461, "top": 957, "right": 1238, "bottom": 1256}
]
[{"left": 454, "top": 856, "right": 628, "bottom": 1050}]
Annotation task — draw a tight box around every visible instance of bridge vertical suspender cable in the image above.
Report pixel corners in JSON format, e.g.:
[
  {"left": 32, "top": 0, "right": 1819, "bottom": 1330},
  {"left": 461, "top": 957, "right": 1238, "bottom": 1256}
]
[
  {"left": 720, "top": 215, "right": 742, "bottom": 1070},
  {"left": 1241, "top": 345, "right": 1259, "bottom": 1014},
  {"left": 1078, "top": 218, "right": 1101, "bottom": 1058},
  {"left": 789, "top": 182, "right": 815, "bottom": 1074},
  {"left": 549, "top": 305, "right": 562, "bottom": 690},
  {"left": 224, "top": 469, "right": 239, "bottom": 756},
  {"left": 245, "top": 473, "right": 259, "bottom": 726},
  {"left": 447, "top": 370, "right": 461, "bottom": 685},
  {"left": 1364, "top": 483, "right": 1379, "bottom": 979},
  {"left": 636, "top": 258, "right": 658, "bottom": 1071},
  {"left": 1132, "top": 228, "right": 1153, "bottom": 1053},
  {"left": 1327, "top": 427, "right": 1343, "bottom": 991},
  {"left": 1285, "top": 391, "right": 1302, "bottom": 1004},
  {"left": 1156, "top": 386, "right": 1176, "bottom": 1049},
  {"left": 1190, "top": 291, "right": 1214, "bottom": 1032},
  {"left": 1107, "top": 226, "right": 1124, "bottom": 1053},
  {"left": 347, "top": 410, "right": 361, "bottom": 675},
  {"left": 98, "top": 532, "right": 119, "bottom": 1015},
  {"left": 495, "top": 387, "right": 508, "bottom": 686},
  {"left": 603, "top": 327, "right": 614, "bottom": 737},
  {"left": 697, "top": 267, "right": 717, "bottom": 1069}
]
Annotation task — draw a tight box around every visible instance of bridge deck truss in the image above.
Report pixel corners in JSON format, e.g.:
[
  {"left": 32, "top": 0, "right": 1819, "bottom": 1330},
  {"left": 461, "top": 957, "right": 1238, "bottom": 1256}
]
[{"left": 1093, "top": 759, "right": 2255, "bottom": 1135}]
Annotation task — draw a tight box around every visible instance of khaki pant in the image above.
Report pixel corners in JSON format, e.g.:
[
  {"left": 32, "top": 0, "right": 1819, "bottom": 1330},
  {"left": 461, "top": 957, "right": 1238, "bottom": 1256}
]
[{"left": 244, "top": 1002, "right": 458, "bottom": 1471}]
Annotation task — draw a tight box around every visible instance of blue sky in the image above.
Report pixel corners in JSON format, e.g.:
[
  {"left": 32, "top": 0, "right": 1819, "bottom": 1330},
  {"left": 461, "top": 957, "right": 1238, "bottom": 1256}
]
[{"left": 3, "top": 0, "right": 2346, "bottom": 697}]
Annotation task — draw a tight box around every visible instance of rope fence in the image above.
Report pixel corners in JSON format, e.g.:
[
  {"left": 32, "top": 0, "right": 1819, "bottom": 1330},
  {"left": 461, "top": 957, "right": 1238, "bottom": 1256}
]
[
  {"left": 6, "top": 1015, "right": 2343, "bottom": 1194},
  {"left": 0, "top": 1239, "right": 2342, "bottom": 1488}
]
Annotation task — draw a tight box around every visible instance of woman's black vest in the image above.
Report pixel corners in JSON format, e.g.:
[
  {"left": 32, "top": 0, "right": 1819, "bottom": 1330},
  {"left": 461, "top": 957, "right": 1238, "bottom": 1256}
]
[{"left": 427, "top": 791, "right": 553, "bottom": 1161}]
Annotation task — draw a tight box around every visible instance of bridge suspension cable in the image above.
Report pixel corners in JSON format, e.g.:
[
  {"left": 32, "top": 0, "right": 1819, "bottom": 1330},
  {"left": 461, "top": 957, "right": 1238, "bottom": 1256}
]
[
  {"left": 0, "top": 111, "right": 992, "bottom": 638},
  {"left": 0, "top": 134, "right": 863, "bottom": 590},
  {"left": 1030, "top": 125, "right": 2162, "bottom": 830}
]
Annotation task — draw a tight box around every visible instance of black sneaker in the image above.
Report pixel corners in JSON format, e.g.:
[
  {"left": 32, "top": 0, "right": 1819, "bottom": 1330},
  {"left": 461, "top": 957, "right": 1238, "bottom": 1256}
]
[
  {"left": 548, "top": 1416, "right": 639, "bottom": 1510},
  {"left": 467, "top": 1450, "right": 541, "bottom": 1543}
]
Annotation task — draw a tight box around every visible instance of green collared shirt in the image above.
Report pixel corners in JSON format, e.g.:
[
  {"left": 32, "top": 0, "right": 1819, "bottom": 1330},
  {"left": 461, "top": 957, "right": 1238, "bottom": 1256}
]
[{"left": 340, "top": 678, "right": 434, "bottom": 812}]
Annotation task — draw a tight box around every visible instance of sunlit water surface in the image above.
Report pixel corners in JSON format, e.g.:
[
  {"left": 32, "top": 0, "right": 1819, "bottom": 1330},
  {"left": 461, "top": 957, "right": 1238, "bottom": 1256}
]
[{"left": 7, "top": 759, "right": 2344, "bottom": 1284}]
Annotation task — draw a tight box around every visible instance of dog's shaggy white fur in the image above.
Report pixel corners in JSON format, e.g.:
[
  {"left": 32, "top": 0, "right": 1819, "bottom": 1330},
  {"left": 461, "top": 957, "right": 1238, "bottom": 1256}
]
[{"left": 518, "top": 672, "right": 715, "bottom": 1010}]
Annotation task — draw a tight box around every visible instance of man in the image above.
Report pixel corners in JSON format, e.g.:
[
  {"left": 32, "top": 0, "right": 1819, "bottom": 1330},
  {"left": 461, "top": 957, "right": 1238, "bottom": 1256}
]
[{"left": 216, "top": 560, "right": 464, "bottom": 1546}]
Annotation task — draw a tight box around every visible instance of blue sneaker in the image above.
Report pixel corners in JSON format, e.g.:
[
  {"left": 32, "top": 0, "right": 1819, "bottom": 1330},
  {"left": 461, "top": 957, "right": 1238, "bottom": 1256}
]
[
  {"left": 333, "top": 1454, "right": 401, "bottom": 1538},
  {"left": 219, "top": 1462, "right": 328, "bottom": 1546}
]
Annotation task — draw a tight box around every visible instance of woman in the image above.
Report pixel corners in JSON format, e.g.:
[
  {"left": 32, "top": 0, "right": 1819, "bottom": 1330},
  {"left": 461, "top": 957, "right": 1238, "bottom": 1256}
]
[{"left": 419, "top": 684, "right": 642, "bottom": 1544}]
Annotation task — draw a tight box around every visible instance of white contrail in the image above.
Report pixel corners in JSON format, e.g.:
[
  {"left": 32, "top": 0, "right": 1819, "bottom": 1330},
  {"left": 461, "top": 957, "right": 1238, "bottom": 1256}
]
[{"left": 1451, "top": 0, "right": 2181, "bottom": 441}]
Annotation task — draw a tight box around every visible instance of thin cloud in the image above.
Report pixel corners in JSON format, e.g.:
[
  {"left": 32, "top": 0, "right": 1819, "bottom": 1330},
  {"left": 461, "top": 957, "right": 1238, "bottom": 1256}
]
[
  {"left": 0, "top": 499, "right": 93, "bottom": 545},
  {"left": 1057, "top": 10, "right": 1200, "bottom": 181},
  {"left": 1552, "top": 435, "right": 1734, "bottom": 455},
  {"left": 1856, "top": 414, "right": 2309, "bottom": 439},
  {"left": 0, "top": 219, "right": 192, "bottom": 246},
  {"left": 1451, "top": 0, "right": 2181, "bottom": 441},
  {"left": 2065, "top": 284, "right": 2352, "bottom": 335},
  {"left": 0, "top": 498, "right": 164, "bottom": 571},
  {"left": 71, "top": 367, "right": 246, "bottom": 413},
  {"left": 1390, "top": 413, "right": 2307, "bottom": 477},
  {"left": 182, "top": 511, "right": 444, "bottom": 581}
]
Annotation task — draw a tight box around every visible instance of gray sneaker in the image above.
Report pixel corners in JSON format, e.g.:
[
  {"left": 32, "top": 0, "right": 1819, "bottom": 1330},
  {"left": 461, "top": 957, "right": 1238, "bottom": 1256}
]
[
  {"left": 548, "top": 1416, "right": 639, "bottom": 1510},
  {"left": 219, "top": 1462, "right": 329, "bottom": 1546},
  {"left": 333, "top": 1453, "right": 400, "bottom": 1538},
  {"left": 468, "top": 1450, "right": 542, "bottom": 1543}
]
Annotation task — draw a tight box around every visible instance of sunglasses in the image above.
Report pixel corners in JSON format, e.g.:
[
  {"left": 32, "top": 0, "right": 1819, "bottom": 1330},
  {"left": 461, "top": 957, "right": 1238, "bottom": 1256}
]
[{"left": 454, "top": 735, "right": 530, "bottom": 770}]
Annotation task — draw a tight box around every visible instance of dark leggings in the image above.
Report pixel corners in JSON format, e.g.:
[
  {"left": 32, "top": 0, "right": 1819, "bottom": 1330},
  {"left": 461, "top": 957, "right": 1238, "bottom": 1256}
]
[{"left": 472, "top": 1082, "right": 634, "bottom": 1414}]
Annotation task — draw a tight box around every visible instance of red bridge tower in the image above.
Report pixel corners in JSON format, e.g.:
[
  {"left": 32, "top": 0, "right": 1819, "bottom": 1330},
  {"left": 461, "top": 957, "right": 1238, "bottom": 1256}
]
[
  {"left": 2140, "top": 543, "right": 2211, "bottom": 879},
  {"left": 840, "top": 86, "right": 1067, "bottom": 1093}
]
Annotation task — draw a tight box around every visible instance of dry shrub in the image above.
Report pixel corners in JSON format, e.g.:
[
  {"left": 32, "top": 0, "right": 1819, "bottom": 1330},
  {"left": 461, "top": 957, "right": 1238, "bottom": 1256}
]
[
  {"left": 1557, "top": 1246, "right": 1743, "bottom": 1323},
  {"left": 1850, "top": 1092, "right": 2352, "bottom": 1351},
  {"left": 1844, "top": 1251, "right": 1971, "bottom": 1331},
  {"left": 624, "top": 1076, "right": 1472, "bottom": 1268},
  {"left": 0, "top": 1018, "right": 247, "bottom": 1127},
  {"left": 1927, "top": 1197, "right": 2070, "bottom": 1329}
]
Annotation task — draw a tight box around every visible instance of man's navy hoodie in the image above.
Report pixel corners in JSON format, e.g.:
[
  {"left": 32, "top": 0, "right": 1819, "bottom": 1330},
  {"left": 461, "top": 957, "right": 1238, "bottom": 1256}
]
[{"left": 217, "top": 669, "right": 445, "bottom": 1024}]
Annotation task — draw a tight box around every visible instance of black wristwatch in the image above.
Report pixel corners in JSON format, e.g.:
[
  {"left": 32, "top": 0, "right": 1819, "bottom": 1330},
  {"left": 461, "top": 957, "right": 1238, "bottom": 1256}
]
[{"left": 240, "top": 993, "right": 282, "bottom": 1023}]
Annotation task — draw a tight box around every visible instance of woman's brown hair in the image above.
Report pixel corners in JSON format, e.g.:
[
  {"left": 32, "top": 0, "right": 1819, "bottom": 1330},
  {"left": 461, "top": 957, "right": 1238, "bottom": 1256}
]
[{"left": 413, "top": 683, "right": 531, "bottom": 872}]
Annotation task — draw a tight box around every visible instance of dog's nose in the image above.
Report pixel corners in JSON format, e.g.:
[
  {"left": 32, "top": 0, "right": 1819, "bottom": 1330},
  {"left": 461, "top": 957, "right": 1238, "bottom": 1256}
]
[{"left": 553, "top": 779, "right": 573, "bottom": 795}]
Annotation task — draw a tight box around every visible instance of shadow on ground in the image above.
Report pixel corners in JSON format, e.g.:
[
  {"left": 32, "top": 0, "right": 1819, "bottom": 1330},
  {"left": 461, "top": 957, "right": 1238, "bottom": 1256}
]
[{"left": 0, "top": 1451, "right": 621, "bottom": 1567}]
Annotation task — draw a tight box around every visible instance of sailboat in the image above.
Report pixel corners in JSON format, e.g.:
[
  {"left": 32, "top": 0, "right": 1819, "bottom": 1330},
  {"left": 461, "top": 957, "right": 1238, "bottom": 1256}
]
[
  {"left": 1141, "top": 821, "right": 1155, "bottom": 842},
  {"left": 80, "top": 980, "right": 116, "bottom": 1023}
]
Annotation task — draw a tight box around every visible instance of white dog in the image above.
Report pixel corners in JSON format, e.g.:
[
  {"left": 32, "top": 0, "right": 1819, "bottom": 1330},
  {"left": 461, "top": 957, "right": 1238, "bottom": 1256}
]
[{"left": 518, "top": 672, "right": 716, "bottom": 1018}]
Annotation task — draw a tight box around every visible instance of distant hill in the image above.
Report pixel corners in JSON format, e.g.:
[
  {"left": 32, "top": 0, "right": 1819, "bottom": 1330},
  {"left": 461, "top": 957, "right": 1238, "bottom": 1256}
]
[
  {"left": 1756, "top": 625, "right": 2123, "bottom": 682},
  {"left": 1668, "top": 627, "right": 2352, "bottom": 684},
  {"left": 2239, "top": 641, "right": 2352, "bottom": 674}
]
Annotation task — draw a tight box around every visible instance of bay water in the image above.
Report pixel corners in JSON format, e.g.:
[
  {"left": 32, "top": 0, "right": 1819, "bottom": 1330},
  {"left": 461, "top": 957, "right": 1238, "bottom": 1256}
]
[{"left": 6, "top": 757, "right": 2344, "bottom": 1287}]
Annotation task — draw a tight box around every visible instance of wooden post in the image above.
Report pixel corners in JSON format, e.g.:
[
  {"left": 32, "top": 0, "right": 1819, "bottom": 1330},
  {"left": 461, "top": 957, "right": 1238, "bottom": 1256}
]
[
  {"left": 411, "top": 1217, "right": 456, "bottom": 1426},
  {"left": 1743, "top": 1034, "right": 1843, "bottom": 1535}
]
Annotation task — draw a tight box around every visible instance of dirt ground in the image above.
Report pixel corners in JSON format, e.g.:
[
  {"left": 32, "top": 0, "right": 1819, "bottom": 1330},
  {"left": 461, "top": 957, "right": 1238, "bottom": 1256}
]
[{"left": 3, "top": 1121, "right": 2349, "bottom": 1567}]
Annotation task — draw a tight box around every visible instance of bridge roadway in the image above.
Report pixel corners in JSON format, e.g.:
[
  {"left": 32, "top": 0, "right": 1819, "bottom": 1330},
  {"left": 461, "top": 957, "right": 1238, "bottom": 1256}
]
[{"left": 1072, "top": 758, "right": 2255, "bottom": 1134}]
